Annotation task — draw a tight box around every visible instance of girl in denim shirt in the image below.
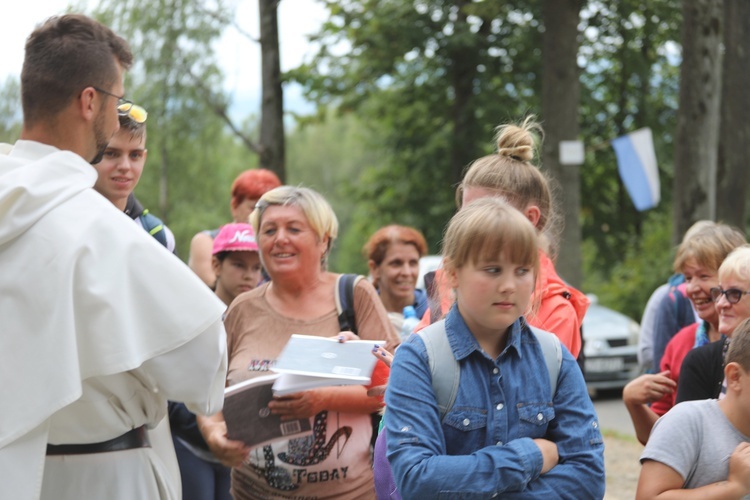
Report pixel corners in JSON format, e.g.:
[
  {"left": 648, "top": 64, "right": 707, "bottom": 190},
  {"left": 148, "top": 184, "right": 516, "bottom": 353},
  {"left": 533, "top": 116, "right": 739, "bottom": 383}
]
[{"left": 384, "top": 198, "right": 605, "bottom": 498}]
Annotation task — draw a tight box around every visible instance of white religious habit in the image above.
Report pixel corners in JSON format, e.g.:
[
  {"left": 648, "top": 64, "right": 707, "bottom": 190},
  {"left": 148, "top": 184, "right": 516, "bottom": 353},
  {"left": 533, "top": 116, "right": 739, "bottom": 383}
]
[{"left": 0, "top": 140, "right": 228, "bottom": 500}]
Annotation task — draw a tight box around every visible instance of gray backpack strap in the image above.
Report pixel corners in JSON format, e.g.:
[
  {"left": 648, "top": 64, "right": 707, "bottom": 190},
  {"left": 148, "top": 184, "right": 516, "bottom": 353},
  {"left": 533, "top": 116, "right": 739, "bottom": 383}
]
[
  {"left": 529, "top": 325, "right": 562, "bottom": 396},
  {"left": 417, "top": 319, "right": 459, "bottom": 422},
  {"left": 418, "top": 321, "right": 562, "bottom": 424}
]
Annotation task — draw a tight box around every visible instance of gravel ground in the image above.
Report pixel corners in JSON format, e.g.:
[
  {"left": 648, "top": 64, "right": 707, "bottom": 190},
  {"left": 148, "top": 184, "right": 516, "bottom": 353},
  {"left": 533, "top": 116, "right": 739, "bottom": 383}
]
[{"left": 603, "top": 430, "right": 643, "bottom": 499}]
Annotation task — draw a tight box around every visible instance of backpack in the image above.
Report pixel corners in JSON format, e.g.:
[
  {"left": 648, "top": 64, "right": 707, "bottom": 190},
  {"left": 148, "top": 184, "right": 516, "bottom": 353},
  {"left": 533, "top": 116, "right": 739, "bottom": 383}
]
[
  {"left": 418, "top": 319, "right": 562, "bottom": 419},
  {"left": 138, "top": 209, "right": 168, "bottom": 248},
  {"left": 125, "top": 194, "right": 170, "bottom": 250},
  {"left": 335, "top": 273, "right": 363, "bottom": 334}
]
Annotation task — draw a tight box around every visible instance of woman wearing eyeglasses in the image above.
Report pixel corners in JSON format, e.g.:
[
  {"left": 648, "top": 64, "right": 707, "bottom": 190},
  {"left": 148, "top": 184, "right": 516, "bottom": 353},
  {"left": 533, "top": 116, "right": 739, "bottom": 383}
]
[
  {"left": 623, "top": 223, "right": 745, "bottom": 445},
  {"left": 676, "top": 245, "right": 750, "bottom": 404}
]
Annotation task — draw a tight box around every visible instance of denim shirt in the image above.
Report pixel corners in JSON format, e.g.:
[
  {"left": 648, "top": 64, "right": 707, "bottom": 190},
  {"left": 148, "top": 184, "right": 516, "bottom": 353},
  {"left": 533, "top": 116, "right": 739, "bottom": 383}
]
[{"left": 385, "top": 305, "right": 605, "bottom": 499}]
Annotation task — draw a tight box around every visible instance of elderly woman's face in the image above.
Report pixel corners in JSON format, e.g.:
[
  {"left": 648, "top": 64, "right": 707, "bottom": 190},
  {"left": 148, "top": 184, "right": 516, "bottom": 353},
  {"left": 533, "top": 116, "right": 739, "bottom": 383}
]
[
  {"left": 370, "top": 242, "right": 420, "bottom": 310},
  {"left": 257, "top": 204, "right": 327, "bottom": 276},
  {"left": 682, "top": 258, "right": 719, "bottom": 326},
  {"left": 716, "top": 271, "right": 750, "bottom": 337}
]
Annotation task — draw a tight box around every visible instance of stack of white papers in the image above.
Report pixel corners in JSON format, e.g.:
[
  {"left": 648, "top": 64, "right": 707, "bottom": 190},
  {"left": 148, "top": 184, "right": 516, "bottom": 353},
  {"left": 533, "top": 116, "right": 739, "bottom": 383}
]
[{"left": 271, "top": 334, "right": 384, "bottom": 396}]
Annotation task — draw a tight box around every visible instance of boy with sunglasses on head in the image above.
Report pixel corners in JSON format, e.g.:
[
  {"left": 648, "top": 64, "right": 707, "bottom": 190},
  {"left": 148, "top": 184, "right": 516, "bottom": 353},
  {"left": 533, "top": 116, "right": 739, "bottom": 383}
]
[
  {"left": 636, "top": 316, "right": 750, "bottom": 498},
  {"left": 92, "top": 103, "right": 176, "bottom": 253}
]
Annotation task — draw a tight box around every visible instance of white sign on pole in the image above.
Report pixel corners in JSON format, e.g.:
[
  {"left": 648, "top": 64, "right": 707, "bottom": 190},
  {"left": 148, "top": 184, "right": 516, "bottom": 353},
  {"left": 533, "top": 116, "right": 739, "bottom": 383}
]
[{"left": 559, "top": 140, "right": 584, "bottom": 165}]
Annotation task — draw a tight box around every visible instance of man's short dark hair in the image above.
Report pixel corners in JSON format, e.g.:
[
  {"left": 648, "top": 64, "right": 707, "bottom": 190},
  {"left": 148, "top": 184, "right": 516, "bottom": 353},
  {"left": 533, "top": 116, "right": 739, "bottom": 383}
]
[{"left": 21, "top": 14, "right": 133, "bottom": 127}]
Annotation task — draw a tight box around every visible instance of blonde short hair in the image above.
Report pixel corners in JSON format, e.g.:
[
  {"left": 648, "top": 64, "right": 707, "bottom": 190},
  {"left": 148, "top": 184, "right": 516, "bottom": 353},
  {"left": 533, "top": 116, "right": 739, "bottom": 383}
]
[
  {"left": 250, "top": 186, "right": 339, "bottom": 268},
  {"left": 718, "top": 245, "right": 750, "bottom": 285}
]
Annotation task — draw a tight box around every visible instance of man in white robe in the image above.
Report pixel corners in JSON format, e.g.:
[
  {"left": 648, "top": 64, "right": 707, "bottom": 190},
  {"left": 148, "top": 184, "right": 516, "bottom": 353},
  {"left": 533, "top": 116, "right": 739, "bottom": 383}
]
[{"left": 0, "top": 14, "right": 227, "bottom": 499}]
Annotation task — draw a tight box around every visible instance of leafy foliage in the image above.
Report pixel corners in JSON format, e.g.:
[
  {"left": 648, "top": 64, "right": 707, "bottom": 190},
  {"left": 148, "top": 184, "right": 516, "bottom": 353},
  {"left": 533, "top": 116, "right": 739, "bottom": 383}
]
[
  {"left": 0, "top": 78, "right": 21, "bottom": 143},
  {"left": 289, "top": 0, "right": 684, "bottom": 318},
  {"left": 289, "top": 1, "right": 547, "bottom": 255},
  {"left": 583, "top": 210, "right": 675, "bottom": 320},
  {"left": 0, "top": 0, "right": 696, "bottom": 321},
  {"left": 578, "top": 0, "right": 681, "bottom": 273},
  {"left": 92, "top": 0, "right": 258, "bottom": 259},
  {"left": 286, "top": 110, "right": 390, "bottom": 274}
]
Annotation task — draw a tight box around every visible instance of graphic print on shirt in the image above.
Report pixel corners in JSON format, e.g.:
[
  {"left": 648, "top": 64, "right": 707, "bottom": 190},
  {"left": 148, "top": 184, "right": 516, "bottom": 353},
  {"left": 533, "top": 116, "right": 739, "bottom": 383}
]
[
  {"left": 251, "top": 410, "right": 353, "bottom": 492},
  {"left": 247, "top": 359, "right": 274, "bottom": 372},
  {"left": 257, "top": 445, "right": 298, "bottom": 491},
  {"left": 278, "top": 411, "right": 352, "bottom": 466}
]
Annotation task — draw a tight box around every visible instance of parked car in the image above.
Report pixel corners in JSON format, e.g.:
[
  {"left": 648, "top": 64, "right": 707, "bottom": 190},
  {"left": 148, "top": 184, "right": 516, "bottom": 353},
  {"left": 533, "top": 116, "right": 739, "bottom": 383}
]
[
  {"left": 582, "top": 294, "right": 640, "bottom": 390},
  {"left": 416, "top": 255, "right": 442, "bottom": 290}
]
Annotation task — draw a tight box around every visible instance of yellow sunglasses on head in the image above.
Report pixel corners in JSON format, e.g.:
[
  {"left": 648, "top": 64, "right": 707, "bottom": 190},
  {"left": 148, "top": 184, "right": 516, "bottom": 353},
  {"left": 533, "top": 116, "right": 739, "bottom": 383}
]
[{"left": 117, "top": 103, "right": 148, "bottom": 124}]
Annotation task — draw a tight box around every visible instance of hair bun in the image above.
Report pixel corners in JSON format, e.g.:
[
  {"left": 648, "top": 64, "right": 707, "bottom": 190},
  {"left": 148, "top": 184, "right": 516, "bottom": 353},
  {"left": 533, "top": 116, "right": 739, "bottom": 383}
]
[{"left": 494, "top": 116, "right": 543, "bottom": 163}]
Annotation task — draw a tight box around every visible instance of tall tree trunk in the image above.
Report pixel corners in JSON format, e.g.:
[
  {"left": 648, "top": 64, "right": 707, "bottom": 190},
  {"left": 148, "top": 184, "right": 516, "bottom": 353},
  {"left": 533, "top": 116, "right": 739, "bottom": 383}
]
[
  {"left": 449, "top": 1, "right": 482, "bottom": 187},
  {"left": 259, "top": 0, "right": 286, "bottom": 181},
  {"left": 716, "top": 0, "right": 750, "bottom": 230},
  {"left": 541, "top": 0, "right": 583, "bottom": 288},
  {"left": 672, "top": 0, "right": 723, "bottom": 244}
]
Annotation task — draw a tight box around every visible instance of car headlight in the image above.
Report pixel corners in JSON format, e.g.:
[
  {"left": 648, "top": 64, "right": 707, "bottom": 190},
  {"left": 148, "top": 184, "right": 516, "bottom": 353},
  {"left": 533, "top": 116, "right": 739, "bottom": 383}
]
[
  {"left": 628, "top": 320, "right": 640, "bottom": 346},
  {"left": 584, "top": 338, "right": 608, "bottom": 356}
]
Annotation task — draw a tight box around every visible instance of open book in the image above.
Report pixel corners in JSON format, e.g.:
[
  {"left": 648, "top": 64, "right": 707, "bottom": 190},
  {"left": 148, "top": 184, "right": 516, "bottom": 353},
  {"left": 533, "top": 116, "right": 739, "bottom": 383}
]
[
  {"left": 223, "top": 373, "right": 312, "bottom": 448},
  {"left": 271, "top": 334, "right": 384, "bottom": 396}
]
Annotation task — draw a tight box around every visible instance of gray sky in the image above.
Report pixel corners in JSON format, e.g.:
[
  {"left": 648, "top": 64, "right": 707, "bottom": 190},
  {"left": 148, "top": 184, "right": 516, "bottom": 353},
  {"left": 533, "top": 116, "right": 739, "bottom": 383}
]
[{"left": 0, "top": 0, "right": 328, "bottom": 116}]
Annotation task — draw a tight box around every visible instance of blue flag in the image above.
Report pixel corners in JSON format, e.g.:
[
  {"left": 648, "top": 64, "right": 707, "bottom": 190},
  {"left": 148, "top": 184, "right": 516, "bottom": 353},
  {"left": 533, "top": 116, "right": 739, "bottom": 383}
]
[{"left": 611, "top": 128, "right": 660, "bottom": 211}]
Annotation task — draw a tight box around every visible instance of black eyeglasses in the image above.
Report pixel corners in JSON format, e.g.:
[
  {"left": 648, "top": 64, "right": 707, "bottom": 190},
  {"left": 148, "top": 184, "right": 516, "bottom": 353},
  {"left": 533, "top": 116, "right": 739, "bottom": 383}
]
[
  {"left": 710, "top": 287, "right": 750, "bottom": 304},
  {"left": 92, "top": 87, "right": 134, "bottom": 116}
]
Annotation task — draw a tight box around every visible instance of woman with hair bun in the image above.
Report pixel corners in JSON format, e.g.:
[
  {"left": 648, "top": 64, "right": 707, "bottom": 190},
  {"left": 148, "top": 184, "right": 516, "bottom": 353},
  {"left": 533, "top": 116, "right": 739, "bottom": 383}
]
[
  {"left": 373, "top": 117, "right": 591, "bottom": 497},
  {"left": 417, "top": 116, "right": 589, "bottom": 358},
  {"left": 188, "top": 169, "right": 281, "bottom": 286},
  {"left": 381, "top": 197, "right": 604, "bottom": 498}
]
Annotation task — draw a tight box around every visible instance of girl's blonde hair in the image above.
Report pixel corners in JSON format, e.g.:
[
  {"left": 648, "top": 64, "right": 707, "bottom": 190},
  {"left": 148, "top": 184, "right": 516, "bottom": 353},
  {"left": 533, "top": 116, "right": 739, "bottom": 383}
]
[
  {"left": 442, "top": 197, "right": 540, "bottom": 287},
  {"left": 455, "top": 116, "right": 561, "bottom": 255}
]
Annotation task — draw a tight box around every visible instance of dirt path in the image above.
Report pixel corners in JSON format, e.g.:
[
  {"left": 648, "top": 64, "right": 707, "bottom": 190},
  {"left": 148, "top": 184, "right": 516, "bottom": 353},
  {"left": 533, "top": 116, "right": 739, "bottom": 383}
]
[{"left": 603, "top": 430, "right": 643, "bottom": 499}]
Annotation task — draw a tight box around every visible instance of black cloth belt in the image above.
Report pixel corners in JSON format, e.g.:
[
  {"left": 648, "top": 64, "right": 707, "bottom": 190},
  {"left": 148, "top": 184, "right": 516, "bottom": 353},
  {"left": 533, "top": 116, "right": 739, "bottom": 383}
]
[{"left": 46, "top": 425, "right": 151, "bottom": 455}]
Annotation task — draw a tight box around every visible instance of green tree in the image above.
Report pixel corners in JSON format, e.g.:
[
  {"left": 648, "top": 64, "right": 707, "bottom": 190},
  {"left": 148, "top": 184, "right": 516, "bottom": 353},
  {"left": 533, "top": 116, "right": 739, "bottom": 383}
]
[
  {"left": 91, "top": 0, "right": 260, "bottom": 259},
  {"left": 293, "top": 0, "right": 685, "bottom": 317},
  {"left": 672, "top": 0, "right": 723, "bottom": 243},
  {"left": 0, "top": 78, "right": 22, "bottom": 143},
  {"left": 259, "top": 0, "right": 286, "bottom": 178},
  {"left": 541, "top": 0, "right": 584, "bottom": 287},
  {"left": 578, "top": 0, "right": 681, "bottom": 276},
  {"left": 286, "top": 110, "right": 391, "bottom": 273},
  {"left": 716, "top": 0, "right": 750, "bottom": 230},
  {"left": 291, "top": 1, "right": 547, "bottom": 253}
]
